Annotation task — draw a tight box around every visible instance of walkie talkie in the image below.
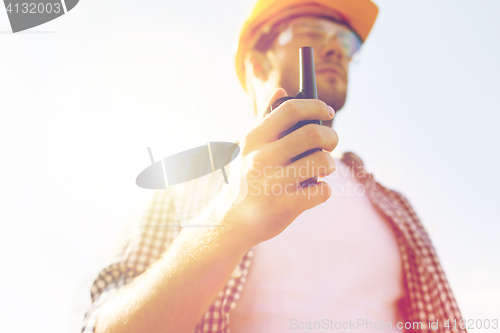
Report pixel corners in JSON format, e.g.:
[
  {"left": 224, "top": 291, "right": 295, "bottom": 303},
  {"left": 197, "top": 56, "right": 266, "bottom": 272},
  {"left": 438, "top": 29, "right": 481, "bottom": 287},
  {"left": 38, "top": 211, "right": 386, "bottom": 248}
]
[{"left": 266, "top": 46, "right": 321, "bottom": 187}]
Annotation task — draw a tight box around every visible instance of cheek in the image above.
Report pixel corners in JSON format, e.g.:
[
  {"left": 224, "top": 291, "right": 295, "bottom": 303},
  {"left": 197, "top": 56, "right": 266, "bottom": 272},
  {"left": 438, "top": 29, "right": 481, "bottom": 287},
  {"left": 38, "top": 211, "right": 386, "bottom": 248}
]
[
  {"left": 272, "top": 46, "right": 300, "bottom": 71},
  {"left": 278, "top": 66, "right": 300, "bottom": 94},
  {"left": 316, "top": 75, "right": 347, "bottom": 93},
  {"left": 270, "top": 53, "right": 300, "bottom": 92}
]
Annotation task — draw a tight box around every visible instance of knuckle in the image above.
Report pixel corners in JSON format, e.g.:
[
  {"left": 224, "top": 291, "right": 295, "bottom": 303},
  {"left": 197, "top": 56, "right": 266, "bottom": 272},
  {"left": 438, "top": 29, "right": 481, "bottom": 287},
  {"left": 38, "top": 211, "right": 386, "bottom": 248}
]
[
  {"left": 252, "top": 150, "right": 266, "bottom": 164},
  {"left": 239, "top": 138, "right": 253, "bottom": 156},
  {"left": 317, "top": 151, "right": 331, "bottom": 165},
  {"left": 304, "top": 124, "right": 323, "bottom": 142},
  {"left": 314, "top": 99, "right": 328, "bottom": 110},
  {"left": 244, "top": 143, "right": 263, "bottom": 159},
  {"left": 326, "top": 128, "right": 339, "bottom": 148},
  {"left": 302, "top": 123, "right": 315, "bottom": 136},
  {"left": 242, "top": 128, "right": 259, "bottom": 148},
  {"left": 280, "top": 99, "right": 298, "bottom": 117},
  {"left": 310, "top": 99, "right": 328, "bottom": 115},
  {"left": 313, "top": 152, "right": 334, "bottom": 177}
]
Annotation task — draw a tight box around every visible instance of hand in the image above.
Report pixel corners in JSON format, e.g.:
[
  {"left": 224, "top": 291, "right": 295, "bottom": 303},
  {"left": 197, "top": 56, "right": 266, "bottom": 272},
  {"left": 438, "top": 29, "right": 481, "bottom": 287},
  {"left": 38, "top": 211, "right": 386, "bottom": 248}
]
[{"left": 218, "top": 88, "right": 339, "bottom": 249}]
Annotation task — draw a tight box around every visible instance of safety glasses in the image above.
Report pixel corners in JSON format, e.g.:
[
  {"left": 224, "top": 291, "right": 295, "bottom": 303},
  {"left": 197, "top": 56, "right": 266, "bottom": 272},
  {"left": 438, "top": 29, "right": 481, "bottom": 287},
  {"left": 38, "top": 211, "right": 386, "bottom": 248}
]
[{"left": 277, "top": 19, "right": 362, "bottom": 60}]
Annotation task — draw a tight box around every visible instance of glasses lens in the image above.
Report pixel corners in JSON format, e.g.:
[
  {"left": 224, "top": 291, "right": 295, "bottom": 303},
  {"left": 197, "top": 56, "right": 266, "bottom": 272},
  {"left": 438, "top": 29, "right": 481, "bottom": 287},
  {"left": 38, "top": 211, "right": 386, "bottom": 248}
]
[
  {"left": 340, "top": 31, "right": 361, "bottom": 58},
  {"left": 278, "top": 21, "right": 361, "bottom": 59}
]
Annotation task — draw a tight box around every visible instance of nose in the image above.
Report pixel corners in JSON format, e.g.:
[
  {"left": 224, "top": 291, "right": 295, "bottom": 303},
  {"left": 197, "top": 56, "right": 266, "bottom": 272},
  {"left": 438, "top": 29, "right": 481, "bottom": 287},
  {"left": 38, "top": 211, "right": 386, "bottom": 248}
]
[{"left": 318, "top": 34, "right": 345, "bottom": 62}]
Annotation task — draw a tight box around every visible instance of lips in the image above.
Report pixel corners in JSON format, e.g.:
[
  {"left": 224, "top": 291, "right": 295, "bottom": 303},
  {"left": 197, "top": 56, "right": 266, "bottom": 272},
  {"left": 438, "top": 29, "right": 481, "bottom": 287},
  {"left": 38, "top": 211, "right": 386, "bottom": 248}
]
[{"left": 316, "top": 66, "right": 346, "bottom": 81}]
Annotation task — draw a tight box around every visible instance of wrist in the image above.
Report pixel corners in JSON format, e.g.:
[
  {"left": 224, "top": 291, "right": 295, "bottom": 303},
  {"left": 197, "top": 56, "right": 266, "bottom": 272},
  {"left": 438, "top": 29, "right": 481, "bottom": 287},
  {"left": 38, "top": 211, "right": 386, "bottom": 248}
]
[{"left": 184, "top": 194, "right": 253, "bottom": 256}]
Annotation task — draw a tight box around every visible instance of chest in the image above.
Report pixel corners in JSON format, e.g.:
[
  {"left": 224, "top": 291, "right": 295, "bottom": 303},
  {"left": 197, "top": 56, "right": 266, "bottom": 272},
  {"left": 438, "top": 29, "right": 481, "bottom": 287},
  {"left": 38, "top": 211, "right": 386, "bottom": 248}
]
[{"left": 229, "top": 161, "right": 404, "bottom": 331}]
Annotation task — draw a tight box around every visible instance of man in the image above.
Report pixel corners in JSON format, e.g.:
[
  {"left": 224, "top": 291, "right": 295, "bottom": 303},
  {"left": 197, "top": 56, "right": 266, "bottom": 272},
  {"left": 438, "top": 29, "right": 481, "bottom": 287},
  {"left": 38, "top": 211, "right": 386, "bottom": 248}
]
[{"left": 83, "top": 0, "right": 466, "bottom": 332}]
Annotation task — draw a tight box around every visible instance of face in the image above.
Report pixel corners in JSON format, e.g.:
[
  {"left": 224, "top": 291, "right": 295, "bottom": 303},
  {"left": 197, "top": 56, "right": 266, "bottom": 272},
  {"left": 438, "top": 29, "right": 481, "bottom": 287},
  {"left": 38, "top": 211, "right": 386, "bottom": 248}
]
[{"left": 265, "top": 16, "right": 359, "bottom": 126}]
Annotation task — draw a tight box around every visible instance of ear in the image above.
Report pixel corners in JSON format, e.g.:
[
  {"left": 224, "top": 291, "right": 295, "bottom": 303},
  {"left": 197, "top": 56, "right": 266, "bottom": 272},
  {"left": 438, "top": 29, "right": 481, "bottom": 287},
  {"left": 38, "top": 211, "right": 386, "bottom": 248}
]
[{"left": 244, "top": 50, "right": 272, "bottom": 82}]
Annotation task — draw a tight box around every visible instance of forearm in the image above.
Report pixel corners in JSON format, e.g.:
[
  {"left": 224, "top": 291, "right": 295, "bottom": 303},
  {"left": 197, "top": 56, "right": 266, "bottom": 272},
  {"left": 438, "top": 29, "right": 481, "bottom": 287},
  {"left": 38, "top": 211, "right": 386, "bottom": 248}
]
[{"left": 94, "top": 209, "right": 248, "bottom": 333}]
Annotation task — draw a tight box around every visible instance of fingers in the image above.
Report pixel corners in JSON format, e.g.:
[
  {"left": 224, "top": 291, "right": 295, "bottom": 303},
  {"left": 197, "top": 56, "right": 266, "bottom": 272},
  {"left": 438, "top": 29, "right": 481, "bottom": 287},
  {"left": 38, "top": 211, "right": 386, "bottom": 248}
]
[
  {"left": 292, "top": 181, "right": 332, "bottom": 210},
  {"left": 255, "top": 150, "right": 336, "bottom": 186},
  {"left": 284, "top": 150, "right": 337, "bottom": 182},
  {"left": 257, "top": 88, "right": 288, "bottom": 121},
  {"left": 268, "top": 124, "right": 339, "bottom": 164},
  {"left": 254, "top": 98, "right": 335, "bottom": 142},
  {"left": 270, "top": 181, "right": 332, "bottom": 213}
]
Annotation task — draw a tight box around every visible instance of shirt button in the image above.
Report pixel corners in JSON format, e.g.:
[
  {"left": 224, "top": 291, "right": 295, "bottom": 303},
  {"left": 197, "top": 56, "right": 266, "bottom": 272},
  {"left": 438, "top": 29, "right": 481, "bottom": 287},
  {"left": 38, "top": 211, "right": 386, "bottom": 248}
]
[{"left": 232, "top": 265, "right": 242, "bottom": 278}]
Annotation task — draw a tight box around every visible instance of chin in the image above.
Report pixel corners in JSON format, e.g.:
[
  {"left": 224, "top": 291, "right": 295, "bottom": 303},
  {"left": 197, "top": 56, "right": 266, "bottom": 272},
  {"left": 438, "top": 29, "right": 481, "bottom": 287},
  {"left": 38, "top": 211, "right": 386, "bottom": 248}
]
[
  {"left": 280, "top": 77, "right": 347, "bottom": 112},
  {"left": 318, "top": 89, "right": 347, "bottom": 113},
  {"left": 316, "top": 79, "right": 347, "bottom": 111}
]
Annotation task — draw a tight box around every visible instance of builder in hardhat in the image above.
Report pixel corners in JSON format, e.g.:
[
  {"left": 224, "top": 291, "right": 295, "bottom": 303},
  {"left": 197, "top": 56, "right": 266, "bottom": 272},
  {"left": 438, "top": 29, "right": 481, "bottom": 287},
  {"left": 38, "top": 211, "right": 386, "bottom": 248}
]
[
  {"left": 85, "top": 1, "right": 465, "bottom": 332},
  {"left": 234, "top": 0, "right": 375, "bottom": 121}
]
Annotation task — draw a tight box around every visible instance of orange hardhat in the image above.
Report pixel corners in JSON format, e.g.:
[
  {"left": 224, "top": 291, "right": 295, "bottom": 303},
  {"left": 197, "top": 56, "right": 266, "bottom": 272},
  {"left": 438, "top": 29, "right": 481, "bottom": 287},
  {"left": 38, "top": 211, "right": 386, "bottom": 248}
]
[{"left": 233, "top": 0, "right": 379, "bottom": 90}]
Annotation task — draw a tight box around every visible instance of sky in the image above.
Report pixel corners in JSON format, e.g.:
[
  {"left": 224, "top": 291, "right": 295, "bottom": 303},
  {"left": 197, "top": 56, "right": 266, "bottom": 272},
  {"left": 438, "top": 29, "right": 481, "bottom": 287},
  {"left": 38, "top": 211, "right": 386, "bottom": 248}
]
[{"left": 0, "top": 0, "right": 499, "bottom": 332}]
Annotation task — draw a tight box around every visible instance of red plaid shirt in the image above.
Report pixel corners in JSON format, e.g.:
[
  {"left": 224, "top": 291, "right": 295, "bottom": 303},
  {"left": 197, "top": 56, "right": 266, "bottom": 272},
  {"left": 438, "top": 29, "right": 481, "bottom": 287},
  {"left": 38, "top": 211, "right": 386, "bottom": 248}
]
[{"left": 82, "top": 152, "right": 466, "bottom": 333}]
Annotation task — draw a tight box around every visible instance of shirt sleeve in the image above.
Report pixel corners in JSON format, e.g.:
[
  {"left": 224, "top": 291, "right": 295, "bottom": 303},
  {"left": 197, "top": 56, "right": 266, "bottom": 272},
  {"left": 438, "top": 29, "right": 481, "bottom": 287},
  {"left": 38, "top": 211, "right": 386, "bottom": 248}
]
[{"left": 81, "top": 189, "right": 182, "bottom": 332}]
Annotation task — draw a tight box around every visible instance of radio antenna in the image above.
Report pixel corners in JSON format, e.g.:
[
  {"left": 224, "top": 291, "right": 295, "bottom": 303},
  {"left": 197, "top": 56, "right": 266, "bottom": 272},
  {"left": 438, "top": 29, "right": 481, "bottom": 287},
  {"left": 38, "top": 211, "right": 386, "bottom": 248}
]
[{"left": 299, "top": 47, "right": 318, "bottom": 99}]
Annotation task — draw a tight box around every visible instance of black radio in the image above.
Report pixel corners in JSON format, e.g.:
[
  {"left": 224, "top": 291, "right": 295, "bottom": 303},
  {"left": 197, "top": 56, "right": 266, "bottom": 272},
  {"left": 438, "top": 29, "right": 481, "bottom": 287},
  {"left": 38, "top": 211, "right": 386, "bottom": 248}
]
[{"left": 265, "top": 46, "right": 321, "bottom": 187}]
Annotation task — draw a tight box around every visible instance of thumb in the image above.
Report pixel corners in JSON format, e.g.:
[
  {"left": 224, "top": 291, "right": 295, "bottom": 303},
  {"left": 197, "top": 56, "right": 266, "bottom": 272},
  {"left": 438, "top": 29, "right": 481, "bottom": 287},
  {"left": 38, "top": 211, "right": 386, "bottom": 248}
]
[{"left": 258, "top": 88, "right": 288, "bottom": 120}]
